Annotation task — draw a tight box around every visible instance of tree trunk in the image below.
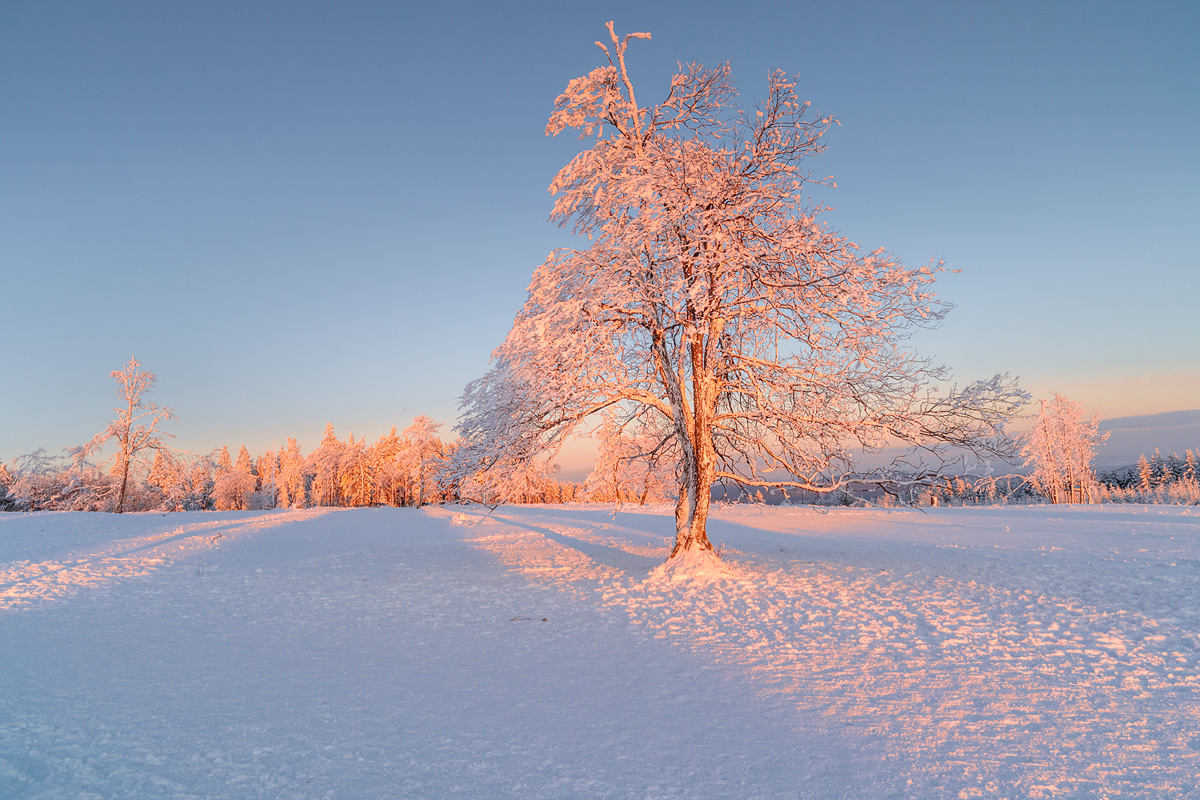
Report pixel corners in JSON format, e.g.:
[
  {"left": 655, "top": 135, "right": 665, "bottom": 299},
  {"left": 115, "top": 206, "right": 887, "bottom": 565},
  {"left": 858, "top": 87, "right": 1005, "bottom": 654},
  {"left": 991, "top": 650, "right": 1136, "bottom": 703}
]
[
  {"left": 669, "top": 454, "right": 714, "bottom": 558},
  {"left": 116, "top": 458, "right": 130, "bottom": 514},
  {"left": 417, "top": 461, "right": 425, "bottom": 507}
]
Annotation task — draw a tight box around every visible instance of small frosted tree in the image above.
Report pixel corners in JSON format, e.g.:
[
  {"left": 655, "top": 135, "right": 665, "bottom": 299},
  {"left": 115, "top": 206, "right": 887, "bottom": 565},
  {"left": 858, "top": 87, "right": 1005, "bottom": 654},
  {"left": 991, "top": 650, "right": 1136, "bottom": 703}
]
[
  {"left": 398, "top": 416, "right": 445, "bottom": 506},
  {"left": 8, "top": 449, "right": 75, "bottom": 511},
  {"left": 308, "top": 423, "right": 344, "bottom": 507},
  {"left": 1021, "top": 394, "right": 1108, "bottom": 504},
  {"left": 235, "top": 445, "right": 256, "bottom": 480},
  {"left": 277, "top": 438, "right": 308, "bottom": 508},
  {"left": 1136, "top": 454, "right": 1153, "bottom": 494},
  {"left": 213, "top": 445, "right": 256, "bottom": 510},
  {"left": 78, "top": 357, "right": 176, "bottom": 513},
  {"left": 1151, "top": 449, "right": 1171, "bottom": 489},
  {"left": 256, "top": 449, "right": 279, "bottom": 508},
  {"left": 584, "top": 415, "right": 676, "bottom": 504},
  {"left": 147, "top": 448, "right": 192, "bottom": 511},
  {"left": 215, "top": 445, "right": 233, "bottom": 476},
  {"left": 438, "top": 438, "right": 466, "bottom": 502},
  {"left": 0, "top": 461, "right": 15, "bottom": 511},
  {"left": 458, "top": 24, "right": 1026, "bottom": 562},
  {"left": 373, "top": 426, "right": 404, "bottom": 506},
  {"left": 339, "top": 434, "right": 378, "bottom": 507}
]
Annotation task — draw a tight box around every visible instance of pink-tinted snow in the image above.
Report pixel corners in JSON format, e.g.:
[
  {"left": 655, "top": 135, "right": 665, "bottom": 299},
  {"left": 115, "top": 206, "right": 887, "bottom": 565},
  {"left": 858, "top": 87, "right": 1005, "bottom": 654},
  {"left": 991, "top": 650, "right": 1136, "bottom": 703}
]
[{"left": 2, "top": 504, "right": 1197, "bottom": 798}]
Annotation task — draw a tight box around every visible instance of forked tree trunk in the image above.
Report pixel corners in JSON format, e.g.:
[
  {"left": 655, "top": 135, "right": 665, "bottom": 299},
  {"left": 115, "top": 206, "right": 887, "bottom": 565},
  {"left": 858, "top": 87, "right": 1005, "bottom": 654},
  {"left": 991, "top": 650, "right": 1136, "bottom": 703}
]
[
  {"left": 669, "top": 456, "right": 714, "bottom": 558},
  {"left": 655, "top": 329, "right": 717, "bottom": 559}
]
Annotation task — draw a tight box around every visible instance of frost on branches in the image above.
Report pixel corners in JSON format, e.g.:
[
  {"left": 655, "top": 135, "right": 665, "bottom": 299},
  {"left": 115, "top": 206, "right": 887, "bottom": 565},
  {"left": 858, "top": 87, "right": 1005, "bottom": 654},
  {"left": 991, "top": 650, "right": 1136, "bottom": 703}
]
[
  {"left": 583, "top": 414, "right": 676, "bottom": 505},
  {"left": 1021, "top": 394, "right": 1108, "bottom": 504},
  {"left": 212, "top": 445, "right": 257, "bottom": 511},
  {"left": 456, "top": 23, "right": 1027, "bottom": 561},
  {"left": 77, "top": 357, "right": 177, "bottom": 513}
]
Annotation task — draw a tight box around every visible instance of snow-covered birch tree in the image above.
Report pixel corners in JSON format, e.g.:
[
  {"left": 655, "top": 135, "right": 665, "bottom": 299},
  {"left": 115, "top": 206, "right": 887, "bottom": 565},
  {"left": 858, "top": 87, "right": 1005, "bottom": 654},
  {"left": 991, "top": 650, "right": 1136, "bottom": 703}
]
[
  {"left": 78, "top": 356, "right": 176, "bottom": 513},
  {"left": 457, "top": 23, "right": 1026, "bottom": 563}
]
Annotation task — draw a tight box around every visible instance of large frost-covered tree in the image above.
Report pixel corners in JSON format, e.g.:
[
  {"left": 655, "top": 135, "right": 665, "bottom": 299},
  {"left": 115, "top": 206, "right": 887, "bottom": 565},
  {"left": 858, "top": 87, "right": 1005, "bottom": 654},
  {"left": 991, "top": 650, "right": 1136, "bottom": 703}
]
[
  {"left": 458, "top": 24, "right": 1026, "bottom": 561},
  {"left": 78, "top": 357, "right": 176, "bottom": 513}
]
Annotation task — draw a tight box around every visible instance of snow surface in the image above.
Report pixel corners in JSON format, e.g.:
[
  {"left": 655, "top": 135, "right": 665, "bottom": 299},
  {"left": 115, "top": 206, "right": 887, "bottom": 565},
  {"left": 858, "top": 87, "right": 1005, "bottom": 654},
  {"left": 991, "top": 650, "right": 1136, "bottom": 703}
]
[{"left": 2, "top": 504, "right": 1198, "bottom": 798}]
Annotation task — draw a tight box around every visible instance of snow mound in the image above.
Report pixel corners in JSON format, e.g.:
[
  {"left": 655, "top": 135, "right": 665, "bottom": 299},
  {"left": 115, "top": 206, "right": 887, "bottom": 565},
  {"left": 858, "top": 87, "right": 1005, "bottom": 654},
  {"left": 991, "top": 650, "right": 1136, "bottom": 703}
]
[{"left": 646, "top": 548, "right": 738, "bottom": 584}]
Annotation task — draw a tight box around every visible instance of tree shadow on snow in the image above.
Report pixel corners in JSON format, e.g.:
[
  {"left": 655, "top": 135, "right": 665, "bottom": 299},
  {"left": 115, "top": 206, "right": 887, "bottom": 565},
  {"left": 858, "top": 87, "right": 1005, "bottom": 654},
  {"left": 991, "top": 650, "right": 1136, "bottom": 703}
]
[
  {"left": 492, "top": 514, "right": 664, "bottom": 579},
  {"left": 495, "top": 506, "right": 676, "bottom": 543}
]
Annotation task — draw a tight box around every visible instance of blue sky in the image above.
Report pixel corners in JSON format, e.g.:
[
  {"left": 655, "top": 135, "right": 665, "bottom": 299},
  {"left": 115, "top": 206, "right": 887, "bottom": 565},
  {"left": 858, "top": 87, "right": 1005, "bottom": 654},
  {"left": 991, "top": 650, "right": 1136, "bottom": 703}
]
[{"left": 3, "top": 0, "right": 1197, "bottom": 468}]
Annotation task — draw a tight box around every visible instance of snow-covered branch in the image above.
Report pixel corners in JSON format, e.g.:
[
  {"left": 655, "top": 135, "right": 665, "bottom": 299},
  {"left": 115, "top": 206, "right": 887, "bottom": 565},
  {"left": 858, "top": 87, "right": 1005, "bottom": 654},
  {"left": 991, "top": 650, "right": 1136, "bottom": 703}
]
[{"left": 460, "top": 24, "right": 1027, "bottom": 560}]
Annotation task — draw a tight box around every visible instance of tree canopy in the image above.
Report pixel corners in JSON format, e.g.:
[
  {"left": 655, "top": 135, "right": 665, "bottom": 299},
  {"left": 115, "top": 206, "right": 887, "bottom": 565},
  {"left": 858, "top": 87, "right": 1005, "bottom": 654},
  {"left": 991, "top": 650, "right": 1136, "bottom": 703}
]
[{"left": 457, "top": 23, "right": 1026, "bottom": 560}]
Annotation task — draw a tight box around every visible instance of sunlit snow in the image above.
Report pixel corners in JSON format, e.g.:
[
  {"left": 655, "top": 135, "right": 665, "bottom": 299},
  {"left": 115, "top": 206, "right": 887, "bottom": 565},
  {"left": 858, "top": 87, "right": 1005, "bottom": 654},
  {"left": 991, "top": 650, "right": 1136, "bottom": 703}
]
[{"left": 1, "top": 504, "right": 1197, "bottom": 797}]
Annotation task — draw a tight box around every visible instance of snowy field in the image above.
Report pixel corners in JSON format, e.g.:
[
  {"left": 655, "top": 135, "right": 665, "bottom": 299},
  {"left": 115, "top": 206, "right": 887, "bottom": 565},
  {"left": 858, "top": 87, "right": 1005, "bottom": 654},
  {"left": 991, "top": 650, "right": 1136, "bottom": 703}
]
[{"left": 1, "top": 504, "right": 1198, "bottom": 799}]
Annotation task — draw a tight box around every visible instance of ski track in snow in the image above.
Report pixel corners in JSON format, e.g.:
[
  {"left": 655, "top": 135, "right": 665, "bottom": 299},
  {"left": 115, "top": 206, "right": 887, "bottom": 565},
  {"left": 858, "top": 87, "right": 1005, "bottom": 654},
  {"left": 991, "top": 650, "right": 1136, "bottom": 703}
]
[
  {"left": 449, "top": 504, "right": 1200, "bottom": 798},
  {"left": 0, "top": 510, "right": 331, "bottom": 610}
]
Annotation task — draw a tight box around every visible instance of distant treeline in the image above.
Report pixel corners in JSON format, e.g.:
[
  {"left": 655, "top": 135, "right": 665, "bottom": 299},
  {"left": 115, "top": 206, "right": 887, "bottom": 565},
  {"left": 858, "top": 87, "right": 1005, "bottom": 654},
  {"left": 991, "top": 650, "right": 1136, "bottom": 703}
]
[
  {"left": 1094, "top": 448, "right": 1200, "bottom": 504},
  {"left": 4, "top": 429, "right": 1196, "bottom": 513},
  {"left": 0, "top": 418, "right": 585, "bottom": 513},
  {"left": 0, "top": 415, "right": 684, "bottom": 513},
  {"left": 908, "top": 448, "right": 1199, "bottom": 507}
]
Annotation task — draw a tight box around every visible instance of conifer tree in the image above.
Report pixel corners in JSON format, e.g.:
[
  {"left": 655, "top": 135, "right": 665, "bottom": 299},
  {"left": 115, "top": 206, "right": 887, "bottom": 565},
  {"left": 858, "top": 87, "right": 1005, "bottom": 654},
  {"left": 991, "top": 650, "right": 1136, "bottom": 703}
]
[
  {"left": 308, "top": 423, "right": 343, "bottom": 507},
  {"left": 190, "top": 457, "right": 215, "bottom": 510},
  {"left": 373, "top": 427, "right": 403, "bottom": 506},
  {"left": 277, "top": 438, "right": 308, "bottom": 508},
  {"left": 1137, "top": 454, "right": 1153, "bottom": 494},
  {"left": 257, "top": 449, "right": 279, "bottom": 507},
  {"left": 235, "top": 445, "right": 256, "bottom": 481},
  {"left": 216, "top": 446, "right": 233, "bottom": 476},
  {"left": 213, "top": 444, "right": 256, "bottom": 510},
  {"left": 338, "top": 434, "right": 377, "bottom": 507}
]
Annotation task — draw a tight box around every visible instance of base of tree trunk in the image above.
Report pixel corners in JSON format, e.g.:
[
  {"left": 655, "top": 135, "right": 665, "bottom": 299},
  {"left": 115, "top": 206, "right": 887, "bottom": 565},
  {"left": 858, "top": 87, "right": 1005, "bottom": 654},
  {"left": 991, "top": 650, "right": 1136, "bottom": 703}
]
[
  {"left": 668, "top": 537, "right": 715, "bottom": 560},
  {"left": 649, "top": 546, "right": 734, "bottom": 583}
]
